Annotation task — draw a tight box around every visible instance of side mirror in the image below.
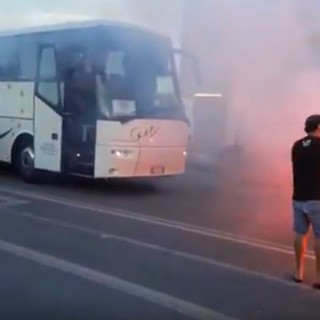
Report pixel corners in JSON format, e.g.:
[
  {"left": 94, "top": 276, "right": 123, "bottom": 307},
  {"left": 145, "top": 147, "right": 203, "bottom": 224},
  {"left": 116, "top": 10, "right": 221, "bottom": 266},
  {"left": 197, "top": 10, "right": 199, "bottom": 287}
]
[{"left": 173, "top": 48, "right": 201, "bottom": 86}]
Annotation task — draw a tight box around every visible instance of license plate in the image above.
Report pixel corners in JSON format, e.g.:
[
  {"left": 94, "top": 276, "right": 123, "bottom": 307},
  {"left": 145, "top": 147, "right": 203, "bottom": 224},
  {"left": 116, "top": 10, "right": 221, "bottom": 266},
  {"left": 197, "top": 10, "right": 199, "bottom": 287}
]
[{"left": 151, "top": 166, "right": 165, "bottom": 175}]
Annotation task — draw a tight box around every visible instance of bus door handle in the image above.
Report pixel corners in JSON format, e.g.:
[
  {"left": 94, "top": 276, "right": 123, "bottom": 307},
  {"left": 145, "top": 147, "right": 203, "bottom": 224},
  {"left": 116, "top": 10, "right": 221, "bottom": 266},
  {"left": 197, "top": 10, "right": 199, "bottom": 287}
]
[
  {"left": 51, "top": 133, "right": 58, "bottom": 140},
  {"left": 63, "top": 112, "right": 72, "bottom": 117}
]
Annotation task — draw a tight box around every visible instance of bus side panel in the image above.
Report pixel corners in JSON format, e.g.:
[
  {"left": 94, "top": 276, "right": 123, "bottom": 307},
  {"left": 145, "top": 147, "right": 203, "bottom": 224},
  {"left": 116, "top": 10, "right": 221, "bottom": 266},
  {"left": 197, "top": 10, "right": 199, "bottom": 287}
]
[
  {"left": 34, "top": 97, "right": 62, "bottom": 172},
  {"left": 0, "top": 82, "right": 34, "bottom": 118},
  {"left": 0, "top": 82, "right": 35, "bottom": 163},
  {"left": 0, "top": 118, "right": 33, "bottom": 163}
]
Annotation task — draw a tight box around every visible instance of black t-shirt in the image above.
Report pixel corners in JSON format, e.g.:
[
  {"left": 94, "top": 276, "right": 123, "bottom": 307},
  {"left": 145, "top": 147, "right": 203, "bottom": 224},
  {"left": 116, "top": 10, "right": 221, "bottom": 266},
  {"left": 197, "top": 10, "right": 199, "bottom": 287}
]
[{"left": 292, "top": 136, "right": 320, "bottom": 201}]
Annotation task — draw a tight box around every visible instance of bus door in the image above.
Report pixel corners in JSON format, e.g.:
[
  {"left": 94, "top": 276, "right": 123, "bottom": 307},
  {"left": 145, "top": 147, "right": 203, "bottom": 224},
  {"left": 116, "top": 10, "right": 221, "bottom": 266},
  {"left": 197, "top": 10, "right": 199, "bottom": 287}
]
[{"left": 34, "top": 44, "right": 63, "bottom": 172}]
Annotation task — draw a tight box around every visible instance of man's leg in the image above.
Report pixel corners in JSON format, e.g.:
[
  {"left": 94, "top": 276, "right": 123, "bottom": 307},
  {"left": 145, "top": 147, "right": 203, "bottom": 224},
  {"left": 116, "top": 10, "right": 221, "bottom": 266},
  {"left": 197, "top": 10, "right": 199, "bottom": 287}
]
[
  {"left": 292, "top": 201, "right": 310, "bottom": 281},
  {"left": 314, "top": 238, "right": 320, "bottom": 284},
  {"left": 306, "top": 201, "right": 320, "bottom": 286},
  {"left": 294, "top": 233, "right": 308, "bottom": 281}
]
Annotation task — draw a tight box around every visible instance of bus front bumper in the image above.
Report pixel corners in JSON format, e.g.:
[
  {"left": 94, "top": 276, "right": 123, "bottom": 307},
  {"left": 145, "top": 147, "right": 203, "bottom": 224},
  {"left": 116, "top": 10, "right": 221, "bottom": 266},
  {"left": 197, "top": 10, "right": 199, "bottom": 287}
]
[{"left": 94, "top": 145, "right": 187, "bottom": 178}]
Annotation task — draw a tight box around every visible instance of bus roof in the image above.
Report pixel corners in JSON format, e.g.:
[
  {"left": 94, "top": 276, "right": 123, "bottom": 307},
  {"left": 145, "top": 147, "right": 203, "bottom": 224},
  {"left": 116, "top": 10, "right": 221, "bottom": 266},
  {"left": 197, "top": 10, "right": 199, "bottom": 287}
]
[{"left": 0, "top": 20, "right": 167, "bottom": 39}]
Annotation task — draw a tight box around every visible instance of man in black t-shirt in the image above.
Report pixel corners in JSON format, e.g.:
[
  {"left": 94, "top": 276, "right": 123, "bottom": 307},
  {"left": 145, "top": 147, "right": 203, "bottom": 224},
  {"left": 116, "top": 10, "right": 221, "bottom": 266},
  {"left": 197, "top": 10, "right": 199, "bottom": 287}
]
[{"left": 291, "top": 115, "right": 320, "bottom": 289}]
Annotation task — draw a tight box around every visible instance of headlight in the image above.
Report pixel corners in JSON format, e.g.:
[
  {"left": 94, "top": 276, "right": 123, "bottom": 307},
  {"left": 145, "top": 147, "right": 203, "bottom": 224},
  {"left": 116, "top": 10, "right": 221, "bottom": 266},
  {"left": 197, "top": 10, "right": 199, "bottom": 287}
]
[{"left": 111, "top": 149, "right": 134, "bottom": 158}]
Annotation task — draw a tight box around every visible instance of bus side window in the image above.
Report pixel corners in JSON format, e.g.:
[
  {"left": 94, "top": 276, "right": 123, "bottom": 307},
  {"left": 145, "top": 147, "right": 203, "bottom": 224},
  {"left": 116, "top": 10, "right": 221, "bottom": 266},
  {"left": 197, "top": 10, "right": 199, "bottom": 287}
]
[
  {"left": 19, "top": 43, "right": 37, "bottom": 80},
  {"left": 0, "top": 39, "right": 19, "bottom": 81},
  {"left": 37, "top": 47, "right": 60, "bottom": 108}
]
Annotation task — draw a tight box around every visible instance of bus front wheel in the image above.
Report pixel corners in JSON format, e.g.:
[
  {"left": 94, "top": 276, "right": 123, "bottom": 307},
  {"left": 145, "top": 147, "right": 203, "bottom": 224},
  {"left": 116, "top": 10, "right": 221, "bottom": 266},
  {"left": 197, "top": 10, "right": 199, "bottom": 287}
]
[{"left": 16, "top": 144, "right": 38, "bottom": 183}]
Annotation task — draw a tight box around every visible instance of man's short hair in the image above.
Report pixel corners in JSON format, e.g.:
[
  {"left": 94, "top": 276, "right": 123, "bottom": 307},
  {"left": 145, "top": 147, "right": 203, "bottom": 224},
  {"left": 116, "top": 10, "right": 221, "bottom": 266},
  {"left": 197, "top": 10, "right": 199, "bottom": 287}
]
[{"left": 305, "top": 115, "right": 320, "bottom": 133}]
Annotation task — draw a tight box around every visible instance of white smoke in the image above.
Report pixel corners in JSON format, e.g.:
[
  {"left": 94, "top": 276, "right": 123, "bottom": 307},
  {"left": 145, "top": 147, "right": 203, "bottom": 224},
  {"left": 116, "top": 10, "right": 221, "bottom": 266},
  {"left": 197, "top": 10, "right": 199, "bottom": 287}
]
[
  {"left": 214, "top": 0, "right": 320, "bottom": 189},
  {"left": 0, "top": 0, "right": 183, "bottom": 44}
]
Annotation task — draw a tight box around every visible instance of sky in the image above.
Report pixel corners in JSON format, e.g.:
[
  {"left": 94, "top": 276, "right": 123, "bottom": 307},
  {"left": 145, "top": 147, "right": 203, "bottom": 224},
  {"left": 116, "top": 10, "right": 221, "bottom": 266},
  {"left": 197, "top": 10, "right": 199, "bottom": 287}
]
[
  {"left": 0, "top": 0, "right": 183, "bottom": 43},
  {"left": 1, "top": 0, "right": 128, "bottom": 24}
]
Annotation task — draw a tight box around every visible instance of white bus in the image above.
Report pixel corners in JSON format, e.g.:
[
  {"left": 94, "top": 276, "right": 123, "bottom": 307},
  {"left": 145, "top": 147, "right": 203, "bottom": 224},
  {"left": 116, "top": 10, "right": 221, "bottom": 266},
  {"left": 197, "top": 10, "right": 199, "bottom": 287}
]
[{"left": 0, "top": 21, "right": 192, "bottom": 182}]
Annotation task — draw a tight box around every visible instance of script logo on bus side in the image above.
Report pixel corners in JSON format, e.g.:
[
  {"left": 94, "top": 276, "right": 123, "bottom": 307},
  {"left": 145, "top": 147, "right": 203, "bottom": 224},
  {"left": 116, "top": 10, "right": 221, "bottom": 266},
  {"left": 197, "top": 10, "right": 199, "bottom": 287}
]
[{"left": 130, "top": 126, "right": 159, "bottom": 142}]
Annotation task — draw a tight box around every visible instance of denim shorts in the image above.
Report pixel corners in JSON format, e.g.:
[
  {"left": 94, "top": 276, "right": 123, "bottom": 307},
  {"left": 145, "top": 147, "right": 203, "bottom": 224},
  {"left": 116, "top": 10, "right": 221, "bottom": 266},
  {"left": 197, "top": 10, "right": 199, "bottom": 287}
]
[{"left": 293, "top": 200, "right": 320, "bottom": 238}]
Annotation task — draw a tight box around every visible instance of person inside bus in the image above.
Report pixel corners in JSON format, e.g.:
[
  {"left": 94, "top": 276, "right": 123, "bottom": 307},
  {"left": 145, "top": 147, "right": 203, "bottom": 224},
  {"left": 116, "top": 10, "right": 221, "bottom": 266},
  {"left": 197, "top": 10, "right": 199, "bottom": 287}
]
[
  {"left": 121, "top": 53, "right": 157, "bottom": 115},
  {"left": 66, "top": 54, "right": 96, "bottom": 145},
  {"left": 71, "top": 55, "right": 96, "bottom": 120}
]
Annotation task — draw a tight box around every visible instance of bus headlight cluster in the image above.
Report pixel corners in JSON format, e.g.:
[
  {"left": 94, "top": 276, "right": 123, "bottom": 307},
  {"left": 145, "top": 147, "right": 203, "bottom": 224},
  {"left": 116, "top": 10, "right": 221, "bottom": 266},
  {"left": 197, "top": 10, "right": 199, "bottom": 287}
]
[{"left": 111, "top": 149, "right": 134, "bottom": 159}]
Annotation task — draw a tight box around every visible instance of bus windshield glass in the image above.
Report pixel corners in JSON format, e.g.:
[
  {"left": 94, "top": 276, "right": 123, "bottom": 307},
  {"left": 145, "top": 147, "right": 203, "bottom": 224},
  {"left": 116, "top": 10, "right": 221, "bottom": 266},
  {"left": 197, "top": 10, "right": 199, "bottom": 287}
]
[
  {"left": 95, "top": 48, "right": 181, "bottom": 120},
  {"left": 61, "top": 28, "right": 185, "bottom": 122}
]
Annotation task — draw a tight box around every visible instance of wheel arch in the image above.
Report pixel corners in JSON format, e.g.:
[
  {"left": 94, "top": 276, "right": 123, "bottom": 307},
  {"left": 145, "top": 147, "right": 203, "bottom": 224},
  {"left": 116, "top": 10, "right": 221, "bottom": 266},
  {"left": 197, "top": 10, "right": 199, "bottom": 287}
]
[{"left": 11, "top": 132, "right": 34, "bottom": 166}]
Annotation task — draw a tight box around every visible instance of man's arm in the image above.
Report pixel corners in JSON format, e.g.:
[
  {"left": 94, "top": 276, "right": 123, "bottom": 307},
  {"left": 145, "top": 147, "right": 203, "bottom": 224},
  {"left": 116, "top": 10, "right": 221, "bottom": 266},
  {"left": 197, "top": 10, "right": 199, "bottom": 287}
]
[
  {"left": 291, "top": 143, "right": 296, "bottom": 163},
  {"left": 72, "top": 71, "right": 96, "bottom": 95}
]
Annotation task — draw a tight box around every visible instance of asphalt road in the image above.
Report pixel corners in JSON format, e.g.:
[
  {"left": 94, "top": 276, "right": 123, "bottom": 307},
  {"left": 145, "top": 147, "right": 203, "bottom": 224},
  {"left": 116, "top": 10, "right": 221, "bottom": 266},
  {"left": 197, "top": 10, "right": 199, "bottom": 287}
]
[{"left": 0, "top": 164, "right": 319, "bottom": 320}]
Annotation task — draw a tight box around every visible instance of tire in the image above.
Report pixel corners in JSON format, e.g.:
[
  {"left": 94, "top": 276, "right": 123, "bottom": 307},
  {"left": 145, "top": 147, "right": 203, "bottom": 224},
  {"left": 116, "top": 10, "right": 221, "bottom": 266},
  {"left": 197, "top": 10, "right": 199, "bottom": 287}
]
[{"left": 16, "top": 144, "right": 39, "bottom": 183}]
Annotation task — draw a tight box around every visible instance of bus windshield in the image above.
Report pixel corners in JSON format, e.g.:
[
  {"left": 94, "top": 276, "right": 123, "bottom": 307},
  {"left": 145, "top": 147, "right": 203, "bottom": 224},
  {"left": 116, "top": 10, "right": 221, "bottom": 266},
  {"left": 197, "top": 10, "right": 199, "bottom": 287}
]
[{"left": 95, "top": 48, "right": 182, "bottom": 120}]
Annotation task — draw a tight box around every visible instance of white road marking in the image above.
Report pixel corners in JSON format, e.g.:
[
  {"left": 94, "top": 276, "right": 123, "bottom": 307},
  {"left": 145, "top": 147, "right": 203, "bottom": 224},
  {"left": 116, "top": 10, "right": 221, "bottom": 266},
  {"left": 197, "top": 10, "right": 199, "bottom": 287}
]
[
  {"left": 0, "top": 186, "right": 314, "bottom": 260},
  {"left": 9, "top": 210, "right": 317, "bottom": 292},
  {"left": 0, "top": 194, "right": 28, "bottom": 208},
  {"left": 0, "top": 239, "right": 239, "bottom": 320}
]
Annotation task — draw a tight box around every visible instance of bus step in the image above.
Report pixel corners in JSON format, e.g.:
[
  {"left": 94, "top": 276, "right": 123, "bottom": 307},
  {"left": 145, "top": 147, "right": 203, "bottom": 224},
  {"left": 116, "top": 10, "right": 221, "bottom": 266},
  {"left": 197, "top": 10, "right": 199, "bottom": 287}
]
[
  {"left": 68, "top": 172, "right": 95, "bottom": 179},
  {"left": 74, "top": 163, "right": 94, "bottom": 176},
  {"left": 77, "top": 162, "right": 94, "bottom": 167}
]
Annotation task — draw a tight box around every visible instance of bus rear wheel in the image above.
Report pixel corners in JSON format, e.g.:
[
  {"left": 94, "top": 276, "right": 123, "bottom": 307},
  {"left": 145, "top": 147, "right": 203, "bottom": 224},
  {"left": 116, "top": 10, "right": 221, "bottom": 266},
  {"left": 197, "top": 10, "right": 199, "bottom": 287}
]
[{"left": 16, "top": 144, "right": 38, "bottom": 183}]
